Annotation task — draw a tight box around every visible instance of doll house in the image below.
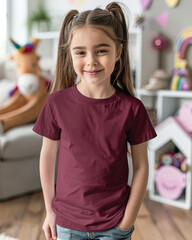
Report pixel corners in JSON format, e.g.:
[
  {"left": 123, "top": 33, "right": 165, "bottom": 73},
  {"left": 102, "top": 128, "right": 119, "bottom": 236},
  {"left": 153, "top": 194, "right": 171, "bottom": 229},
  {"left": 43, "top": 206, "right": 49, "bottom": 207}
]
[{"left": 148, "top": 116, "right": 192, "bottom": 209}]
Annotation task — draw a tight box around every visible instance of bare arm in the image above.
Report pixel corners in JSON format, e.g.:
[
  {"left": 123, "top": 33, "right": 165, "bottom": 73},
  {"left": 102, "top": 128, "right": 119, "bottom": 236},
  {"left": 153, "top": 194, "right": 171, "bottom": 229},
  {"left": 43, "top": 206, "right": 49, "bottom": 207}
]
[
  {"left": 118, "top": 141, "right": 149, "bottom": 229},
  {"left": 40, "top": 137, "right": 59, "bottom": 240}
]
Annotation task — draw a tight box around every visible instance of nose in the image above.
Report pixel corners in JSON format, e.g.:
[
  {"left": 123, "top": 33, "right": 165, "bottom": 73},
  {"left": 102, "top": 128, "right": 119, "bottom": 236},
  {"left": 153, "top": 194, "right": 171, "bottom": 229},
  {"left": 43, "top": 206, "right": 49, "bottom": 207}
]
[{"left": 86, "top": 53, "right": 98, "bottom": 66}]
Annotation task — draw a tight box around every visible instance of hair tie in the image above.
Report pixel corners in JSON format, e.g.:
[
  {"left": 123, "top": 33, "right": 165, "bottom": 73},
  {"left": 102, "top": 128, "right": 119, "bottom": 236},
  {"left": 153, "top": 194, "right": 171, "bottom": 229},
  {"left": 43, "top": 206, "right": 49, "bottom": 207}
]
[
  {"left": 105, "top": 9, "right": 112, "bottom": 14},
  {"left": 73, "top": 13, "right": 79, "bottom": 19}
]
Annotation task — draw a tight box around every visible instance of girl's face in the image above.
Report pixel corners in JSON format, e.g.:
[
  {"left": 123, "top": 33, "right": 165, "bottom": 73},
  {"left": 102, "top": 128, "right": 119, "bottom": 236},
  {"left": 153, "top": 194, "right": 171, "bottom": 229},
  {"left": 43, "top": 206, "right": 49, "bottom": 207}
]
[{"left": 70, "top": 27, "right": 120, "bottom": 88}]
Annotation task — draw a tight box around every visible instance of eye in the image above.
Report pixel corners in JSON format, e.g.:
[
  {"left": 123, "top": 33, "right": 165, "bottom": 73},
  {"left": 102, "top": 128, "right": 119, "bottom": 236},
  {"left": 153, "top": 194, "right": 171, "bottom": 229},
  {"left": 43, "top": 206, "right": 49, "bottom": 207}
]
[
  {"left": 97, "top": 49, "right": 108, "bottom": 55},
  {"left": 76, "top": 51, "right": 85, "bottom": 56},
  {"left": 32, "top": 63, "right": 36, "bottom": 68}
]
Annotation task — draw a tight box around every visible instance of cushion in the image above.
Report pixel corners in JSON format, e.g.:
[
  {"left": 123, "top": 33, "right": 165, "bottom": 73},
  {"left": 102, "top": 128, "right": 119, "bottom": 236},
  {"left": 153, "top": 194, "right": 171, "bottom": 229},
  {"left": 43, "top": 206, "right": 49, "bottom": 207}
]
[
  {"left": 0, "top": 123, "right": 42, "bottom": 161},
  {"left": 0, "top": 60, "right": 5, "bottom": 79}
]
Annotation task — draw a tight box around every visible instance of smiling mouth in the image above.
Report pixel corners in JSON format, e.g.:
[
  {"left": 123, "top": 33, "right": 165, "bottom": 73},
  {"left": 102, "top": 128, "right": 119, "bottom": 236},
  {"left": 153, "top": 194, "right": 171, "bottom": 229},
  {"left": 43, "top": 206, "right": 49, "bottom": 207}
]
[{"left": 84, "top": 70, "right": 103, "bottom": 75}]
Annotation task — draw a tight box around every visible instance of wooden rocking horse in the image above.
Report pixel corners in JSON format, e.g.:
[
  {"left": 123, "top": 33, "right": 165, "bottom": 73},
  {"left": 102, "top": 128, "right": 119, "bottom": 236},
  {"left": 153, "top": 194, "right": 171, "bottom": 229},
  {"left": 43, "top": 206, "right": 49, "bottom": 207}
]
[{"left": 0, "top": 38, "right": 49, "bottom": 133}]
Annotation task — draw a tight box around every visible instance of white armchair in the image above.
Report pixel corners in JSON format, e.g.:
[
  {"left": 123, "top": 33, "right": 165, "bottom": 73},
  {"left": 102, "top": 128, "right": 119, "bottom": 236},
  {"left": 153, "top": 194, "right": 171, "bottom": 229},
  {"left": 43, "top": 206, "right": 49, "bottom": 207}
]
[{"left": 0, "top": 59, "right": 44, "bottom": 200}]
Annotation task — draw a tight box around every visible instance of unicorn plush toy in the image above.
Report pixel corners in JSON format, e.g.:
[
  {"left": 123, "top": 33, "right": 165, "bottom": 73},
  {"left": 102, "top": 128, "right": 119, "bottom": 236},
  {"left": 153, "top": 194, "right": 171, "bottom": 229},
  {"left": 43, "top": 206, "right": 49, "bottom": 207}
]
[{"left": 0, "top": 38, "right": 50, "bottom": 134}]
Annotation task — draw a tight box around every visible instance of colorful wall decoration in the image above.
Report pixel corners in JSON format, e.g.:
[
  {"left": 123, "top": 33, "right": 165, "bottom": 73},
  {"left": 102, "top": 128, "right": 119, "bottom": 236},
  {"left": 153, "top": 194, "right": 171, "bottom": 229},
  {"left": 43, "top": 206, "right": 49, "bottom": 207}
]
[
  {"left": 140, "top": 0, "right": 153, "bottom": 10},
  {"left": 165, "top": 0, "right": 180, "bottom": 8},
  {"left": 68, "top": 0, "right": 86, "bottom": 7},
  {"left": 156, "top": 11, "right": 169, "bottom": 28},
  {"left": 171, "top": 27, "right": 192, "bottom": 90}
]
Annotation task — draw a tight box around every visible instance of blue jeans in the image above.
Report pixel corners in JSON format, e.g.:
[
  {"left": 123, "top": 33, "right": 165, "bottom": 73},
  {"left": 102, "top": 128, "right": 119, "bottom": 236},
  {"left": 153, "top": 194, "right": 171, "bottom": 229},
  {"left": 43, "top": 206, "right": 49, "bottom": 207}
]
[{"left": 56, "top": 224, "right": 134, "bottom": 240}]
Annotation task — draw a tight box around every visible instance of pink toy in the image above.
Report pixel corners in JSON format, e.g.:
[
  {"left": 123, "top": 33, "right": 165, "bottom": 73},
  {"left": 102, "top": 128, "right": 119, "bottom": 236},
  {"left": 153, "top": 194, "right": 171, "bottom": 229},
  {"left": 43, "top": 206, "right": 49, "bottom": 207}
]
[
  {"left": 155, "top": 165, "right": 187, "bottom": 200},
  {"left": 177, "top": 102, "right": 192, "bottom": 132}
]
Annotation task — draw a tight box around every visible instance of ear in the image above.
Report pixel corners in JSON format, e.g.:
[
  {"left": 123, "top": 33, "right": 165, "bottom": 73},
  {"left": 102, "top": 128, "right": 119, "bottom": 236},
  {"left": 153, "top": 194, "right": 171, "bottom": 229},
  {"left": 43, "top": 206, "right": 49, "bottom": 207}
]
[
  {"left": 115, "top": 44, "right": 123, "bottom": 62},
  {"left": 30, "top": 38, "right": 40, "bottom": 49}
]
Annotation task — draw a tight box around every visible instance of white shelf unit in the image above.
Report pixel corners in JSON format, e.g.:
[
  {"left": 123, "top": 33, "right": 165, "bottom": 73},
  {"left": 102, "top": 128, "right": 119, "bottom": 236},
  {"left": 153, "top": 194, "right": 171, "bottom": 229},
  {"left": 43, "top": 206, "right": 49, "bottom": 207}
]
[
  {"left": 129, "top": 28, "right": 158, "bottom": 89},
  {"left": 137, "top": 89, "right": 192, "bottom": 208},
  {"left": 148, "top": 117, "right": 192, "bottom": 209},
  {"left": 156, "top": 90, "right": 192, "bottom": 123},
  {"left": 34, "top": 31, "right": 60, "bottom": 77},
  {"left": 137, "top": 89, "right": 192, "bottom": 124}
]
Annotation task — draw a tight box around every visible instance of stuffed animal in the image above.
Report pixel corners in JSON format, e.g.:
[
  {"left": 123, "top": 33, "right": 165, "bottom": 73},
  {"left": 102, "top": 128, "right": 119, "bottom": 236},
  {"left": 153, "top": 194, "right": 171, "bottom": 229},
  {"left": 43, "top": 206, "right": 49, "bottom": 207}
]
[
  {"left": 0, "top": 38, "right": 50, "bottom": 134},
  {"left": 157, "top": 152, "right": 188, "bottom": 173}
]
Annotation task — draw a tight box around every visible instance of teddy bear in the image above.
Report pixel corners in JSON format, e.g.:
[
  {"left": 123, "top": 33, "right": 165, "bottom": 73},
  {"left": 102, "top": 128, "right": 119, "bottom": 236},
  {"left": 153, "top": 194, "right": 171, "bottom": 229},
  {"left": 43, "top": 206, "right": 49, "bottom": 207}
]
[{"left": 0, "top": 38, "right": 50, "bottom": 134}]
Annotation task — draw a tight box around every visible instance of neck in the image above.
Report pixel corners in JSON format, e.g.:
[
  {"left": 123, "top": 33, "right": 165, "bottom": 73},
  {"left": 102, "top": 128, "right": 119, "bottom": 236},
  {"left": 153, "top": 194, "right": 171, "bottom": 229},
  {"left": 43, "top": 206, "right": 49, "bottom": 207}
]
[{"left": 76, "top": 81, "right": 116, "bottom": 99}]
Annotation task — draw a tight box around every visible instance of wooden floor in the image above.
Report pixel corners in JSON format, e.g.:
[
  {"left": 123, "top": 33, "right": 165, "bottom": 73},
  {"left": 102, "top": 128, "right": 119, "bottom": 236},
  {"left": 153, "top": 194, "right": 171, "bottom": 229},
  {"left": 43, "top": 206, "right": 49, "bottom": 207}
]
[{"left": 0, "top": 191, "right": 192, "bottom": 240}]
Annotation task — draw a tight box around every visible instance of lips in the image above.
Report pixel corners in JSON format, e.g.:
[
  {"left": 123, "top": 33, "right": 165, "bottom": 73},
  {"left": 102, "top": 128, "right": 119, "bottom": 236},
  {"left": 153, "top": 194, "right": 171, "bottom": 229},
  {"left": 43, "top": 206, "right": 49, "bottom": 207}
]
[{"left": 84, "top": 69, "right": 103, "bottom": 75}]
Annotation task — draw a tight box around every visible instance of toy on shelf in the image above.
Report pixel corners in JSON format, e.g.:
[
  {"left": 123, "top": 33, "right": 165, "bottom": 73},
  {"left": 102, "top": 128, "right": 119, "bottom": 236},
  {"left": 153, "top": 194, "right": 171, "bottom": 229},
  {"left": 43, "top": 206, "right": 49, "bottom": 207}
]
[
  {"left": 158, "top": 152, "right": 188, "bottom": 172},
  {"left": 145, "top": 69, "right": 169, "bottom": 91},
  {"left": 177, "top": 101, "right": 192, "bottom": 133},
  {"left": 144, "top": 34, "right": 169, "bottom": 91},
  {"left": 161, "top": 153, "right": 173, "bottom": 165},
  {"left": 171, "top": 27, "right": 192, "bottom": 91},
  {"left": 155, "top": 151, "right": 188, "bottom": 200},
  {"left": 0, "top": 38, "right": 50, "bottom": 134}
]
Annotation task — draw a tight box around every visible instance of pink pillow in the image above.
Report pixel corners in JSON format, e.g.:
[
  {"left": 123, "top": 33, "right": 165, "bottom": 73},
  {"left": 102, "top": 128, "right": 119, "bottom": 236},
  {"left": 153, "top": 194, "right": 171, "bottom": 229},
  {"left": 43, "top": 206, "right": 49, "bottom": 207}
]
[{"left": 155, "top": 165, "right": 187, "bottom": 200}]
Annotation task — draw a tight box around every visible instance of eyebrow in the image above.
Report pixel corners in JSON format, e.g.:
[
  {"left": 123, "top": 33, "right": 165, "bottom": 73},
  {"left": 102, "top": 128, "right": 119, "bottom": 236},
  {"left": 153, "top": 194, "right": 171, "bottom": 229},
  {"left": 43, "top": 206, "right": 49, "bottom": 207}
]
[{"left": 72, "top": 43, "right": 111, "bottom": 50}]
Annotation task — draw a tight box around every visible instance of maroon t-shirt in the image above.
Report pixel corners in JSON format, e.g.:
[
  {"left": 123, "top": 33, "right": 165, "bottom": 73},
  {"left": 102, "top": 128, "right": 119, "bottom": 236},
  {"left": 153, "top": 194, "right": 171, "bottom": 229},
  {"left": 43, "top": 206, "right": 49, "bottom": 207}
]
[{"left": 33, "top": 85, "right": 156, "bottom": 232}]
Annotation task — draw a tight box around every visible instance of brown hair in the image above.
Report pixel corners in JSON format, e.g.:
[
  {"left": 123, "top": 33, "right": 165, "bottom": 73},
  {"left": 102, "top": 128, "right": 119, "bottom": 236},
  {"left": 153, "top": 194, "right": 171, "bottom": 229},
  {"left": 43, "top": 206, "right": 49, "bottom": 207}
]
[{"left": 50, "top": 2, "right": 135, "bottom": 96}]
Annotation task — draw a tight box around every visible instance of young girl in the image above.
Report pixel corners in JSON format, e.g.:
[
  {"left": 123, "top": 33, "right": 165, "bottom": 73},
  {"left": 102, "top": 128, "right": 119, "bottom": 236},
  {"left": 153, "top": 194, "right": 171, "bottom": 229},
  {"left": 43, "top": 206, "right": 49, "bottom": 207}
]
[{"left": 33, "top": 2, "right": 156, "bottom": 240}]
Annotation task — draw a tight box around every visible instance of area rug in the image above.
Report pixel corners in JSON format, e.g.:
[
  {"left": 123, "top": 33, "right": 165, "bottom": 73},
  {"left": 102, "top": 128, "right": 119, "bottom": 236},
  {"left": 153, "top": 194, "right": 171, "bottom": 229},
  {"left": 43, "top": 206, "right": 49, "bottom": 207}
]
[{"left": 0, "top": 233, "right": 19, "bottom": 240}]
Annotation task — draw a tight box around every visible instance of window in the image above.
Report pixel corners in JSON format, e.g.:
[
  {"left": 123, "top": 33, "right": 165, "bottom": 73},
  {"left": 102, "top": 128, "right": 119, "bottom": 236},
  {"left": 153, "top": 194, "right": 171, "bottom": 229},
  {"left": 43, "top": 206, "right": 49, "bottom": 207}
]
[{"left": 0, "top": 0, "right": 8, "bottom": 60}]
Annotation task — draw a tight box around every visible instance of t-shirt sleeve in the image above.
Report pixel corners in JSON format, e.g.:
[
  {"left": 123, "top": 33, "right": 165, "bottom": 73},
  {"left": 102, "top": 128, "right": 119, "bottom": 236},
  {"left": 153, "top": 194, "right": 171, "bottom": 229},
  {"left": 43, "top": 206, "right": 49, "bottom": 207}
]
[
  {"left": 126, "top": 100, "right": 157, "bottom": 145},
  {"left": 32, "top": 95, "right": 61, "bottom": 140}
]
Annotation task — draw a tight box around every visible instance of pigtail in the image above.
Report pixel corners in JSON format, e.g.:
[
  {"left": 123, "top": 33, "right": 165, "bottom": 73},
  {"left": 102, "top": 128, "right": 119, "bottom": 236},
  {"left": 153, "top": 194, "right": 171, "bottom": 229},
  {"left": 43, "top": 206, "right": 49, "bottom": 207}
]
[
  {"left": 50, "top": 10, "right": 79, "bottom": 94},
  {"left": 106, "top": 2, "right": 135, "bottom": 96}
]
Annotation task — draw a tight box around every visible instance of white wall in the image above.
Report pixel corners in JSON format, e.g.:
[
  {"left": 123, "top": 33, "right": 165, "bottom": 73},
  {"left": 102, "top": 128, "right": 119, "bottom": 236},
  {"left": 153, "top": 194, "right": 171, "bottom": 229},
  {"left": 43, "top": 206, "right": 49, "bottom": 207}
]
[
  {"left": 9, "top": 0, "right": 28, "bottom": 44},
  {"left": 44, "top": 0, "right": 142, "bottom": 30},
  {"left": 9, "top": 0, "right": 42, "bottom": 50},
  {"left": 44, "top": 0, "right": 142, "bottom": 14},
  {"left": 8, "top": 0, "right": 142, "bottom": 45},
  {"left": 144, "top": 0, "right": 192, "bottom": 76}
]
